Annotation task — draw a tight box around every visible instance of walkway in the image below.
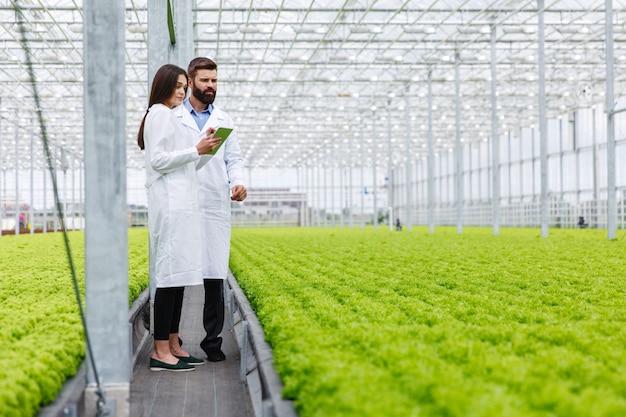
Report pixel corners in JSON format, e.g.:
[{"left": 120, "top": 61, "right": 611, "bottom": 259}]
[
  {"left": 130, "top": 284, "right": 254, "bottom": 417},
  {"left": 39, "top": 274, "right": 296, "bottom": 417}
]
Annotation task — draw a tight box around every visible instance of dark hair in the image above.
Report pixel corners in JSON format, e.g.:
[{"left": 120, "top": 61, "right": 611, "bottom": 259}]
[
  {"left": 187, "top": 57, "right": 217, "bottom": 80},
  {"left": 137, "top": 64, "right": 188, "bottom": 150}
]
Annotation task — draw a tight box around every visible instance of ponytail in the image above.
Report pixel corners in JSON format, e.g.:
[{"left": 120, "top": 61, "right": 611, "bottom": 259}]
[{"left": 136, "top": 108, "right": 149, "bottom": 150}]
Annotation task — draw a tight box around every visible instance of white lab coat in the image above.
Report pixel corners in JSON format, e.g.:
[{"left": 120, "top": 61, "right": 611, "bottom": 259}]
[
  {"left": 144, "top": 103, "right": 212, "bottom": 287},
  {"left": 173, "top": 102, "right": 245, "bottom": 280}
]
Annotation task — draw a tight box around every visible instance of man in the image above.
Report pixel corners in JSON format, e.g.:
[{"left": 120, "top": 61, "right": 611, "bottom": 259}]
[{"left": 175, "top": 57, "right": 247, "bottom": 361}]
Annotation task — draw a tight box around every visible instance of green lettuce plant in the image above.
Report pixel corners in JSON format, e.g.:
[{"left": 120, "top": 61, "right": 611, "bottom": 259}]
[
  {"left": 2, "top": 226, "right": 625, "bottom": 417},
  {"left": 230, "top": 227, "right": 626, "bottom": 417},
  {"left": 0, "top": 229, "right": 148, "bottom": 417}
]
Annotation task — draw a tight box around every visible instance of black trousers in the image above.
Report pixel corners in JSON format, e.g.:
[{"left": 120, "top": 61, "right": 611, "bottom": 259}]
[
  {"left": 153, "top": 287, "right": 184, "bottom": 341},
  {"left": 201, "top": 279, "right": 224, "bottom": 351}
]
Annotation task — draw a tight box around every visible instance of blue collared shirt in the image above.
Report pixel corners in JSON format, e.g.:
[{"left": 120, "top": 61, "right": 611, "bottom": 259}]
[{"left": 183, "top": 99, "right": 213, "bottom": 130}]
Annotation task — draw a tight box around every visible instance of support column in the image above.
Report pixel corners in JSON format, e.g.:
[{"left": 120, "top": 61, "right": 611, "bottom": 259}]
[
  {"left": 387, "top": 102, "right": 393, "bottom": 232},
  {"left": 373, "top": 118, "right": 379, "bottom": 230},
  {"left": 455, "top": 51, "right": 463, "bottom": 234},
  {"left": 14, "top": 108, "right": 19, "bottom": 235},
  {"left": 427, "top": 69, "right": 435, "bottom": 233},
  {"left": 0, "top": 99, "right": 2, "bottom": 238},
  {"left": 538, "top": 0, "right": 549, "bottom": 237},
  {"left": 405, "top": 91, "right": 412, "bottom": 232},
  {"left": 84, "top": 1, "right": 129, "bottom": 416},
  {"left": 330, "top": 162, "right": 334, "bottom": 227},
  {"left": 360, "top": 126, "right": 365, "bottom": 230},
  {"left": 605, "top": 0, "right": 617, "bottom": 239},
  {"left": 148, "top": 0, "right": 194, "bottom": 86},
  {"left": 348, "top": 134, "right": 354, "bottom": 230},
  {"left": 490, "top": 24, "right": 500, "bottom": 235},
  {"left": 29, "top": 129, "right": 34, "bottom": 234}
]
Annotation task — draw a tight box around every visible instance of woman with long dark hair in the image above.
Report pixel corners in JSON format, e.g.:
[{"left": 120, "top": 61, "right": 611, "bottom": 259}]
[{"left": 138, "top": 64, "right": 220, "bottom": 371}]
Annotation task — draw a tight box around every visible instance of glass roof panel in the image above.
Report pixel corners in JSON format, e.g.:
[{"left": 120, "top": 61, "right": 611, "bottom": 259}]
[{"left": 1, "top": 0, "right": 626, "bottom": 171}]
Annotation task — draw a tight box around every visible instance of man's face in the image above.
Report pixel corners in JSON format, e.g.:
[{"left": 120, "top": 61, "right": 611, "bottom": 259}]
[{"left": 190, "top": 68, "right": 217, "bottom": 106}]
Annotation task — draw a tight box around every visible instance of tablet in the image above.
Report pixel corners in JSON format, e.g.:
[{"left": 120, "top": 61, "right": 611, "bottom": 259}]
[{"left": 208, "top": 127, "right": 233, "bottom": 155}]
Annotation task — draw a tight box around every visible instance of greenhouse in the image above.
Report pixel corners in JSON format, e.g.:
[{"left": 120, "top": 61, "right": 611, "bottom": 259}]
[
  {"left": 1, "top": 1, "right": 626, "bottom": 417},
  {"left": 2, "top": 0, "right": 626, "bottom": 235}
]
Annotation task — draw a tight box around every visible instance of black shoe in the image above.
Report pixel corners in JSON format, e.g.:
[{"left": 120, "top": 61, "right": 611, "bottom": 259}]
[
  {"left": 175, "top": 354, "right": 205, "bottom": 366},
  {"left": 204, "top": 349, "right": 226, "bottom": 362},
  {"left": 149, "top": 359, "right": 195, "bottom": 372}
]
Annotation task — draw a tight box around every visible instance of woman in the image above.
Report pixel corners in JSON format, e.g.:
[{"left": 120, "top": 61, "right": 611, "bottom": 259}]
[{"left": 137, "top": 64, "right": 221, "bottom": 372}]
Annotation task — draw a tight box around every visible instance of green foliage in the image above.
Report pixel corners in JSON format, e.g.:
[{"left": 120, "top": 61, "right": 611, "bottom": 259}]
[
  {"left": 230, "top": 226, "right": 626, "bottom": 417},
  {"left": 0, "top": 229, "right": 149, "bottom": 416},
  {"left": 128, "top": 230, "right": 150, "bottom": 302}
]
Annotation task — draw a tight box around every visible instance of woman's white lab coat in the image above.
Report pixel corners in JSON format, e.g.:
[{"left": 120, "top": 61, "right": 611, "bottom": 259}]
[
  {"left": 173, "top": 104, "right": 245, "bottom": 280},
  {"left": 144, "top": 103, "right": 211, "bottom": 288}
]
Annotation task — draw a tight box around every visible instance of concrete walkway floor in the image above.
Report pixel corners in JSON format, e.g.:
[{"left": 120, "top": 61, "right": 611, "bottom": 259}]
[{"left": 130, "top": 284, "right": 254, "bottom": 417}]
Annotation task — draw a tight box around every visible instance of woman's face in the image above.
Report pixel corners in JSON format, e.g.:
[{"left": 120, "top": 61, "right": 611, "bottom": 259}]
[{"left": 164, "top": 74, "right": 188, "bottom": 108}]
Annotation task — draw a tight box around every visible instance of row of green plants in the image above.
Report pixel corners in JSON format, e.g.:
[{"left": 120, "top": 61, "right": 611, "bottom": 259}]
[
  {"left": 229, "top": 227, "right": 626, "bottom": 417},
  {"left": 3, "top": 226, "right": 626, "bottom": 416},
  {"left": 0, "top": 230, "right": 148, "bottom": 417}
]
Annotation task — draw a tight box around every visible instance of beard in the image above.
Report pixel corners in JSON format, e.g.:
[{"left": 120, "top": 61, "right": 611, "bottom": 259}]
[{"left": 192, "top": 85, "right": 216, "bottom": 106}]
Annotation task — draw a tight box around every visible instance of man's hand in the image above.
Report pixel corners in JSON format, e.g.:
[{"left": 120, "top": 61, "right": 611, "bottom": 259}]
[{"left": 231, "top": 185, "right": 247, "bottom": 201}]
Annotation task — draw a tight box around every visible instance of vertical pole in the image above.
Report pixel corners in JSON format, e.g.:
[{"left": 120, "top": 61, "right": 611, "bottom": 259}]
[
  {"left": 1, "top": 168, "right": 4, "bottom": 236},
  {"left": 0, "top": 100, "right": 2, "bottom": 237},
  {"left": 592, "top": 107, "right": 598, "bottom": 227},
  {"left": 427, "top": 69, "right": 435, "bottom": 233},
  {"left": 71, "top": 156, "right": 76, "bottom": 230},
  {"left": 517, "top": 127, "right": 526, "bottom": 227},
  {"left": 438, "top": 155, "right": 443, "bottom": 218},
  {"left": 348, "top": 134, "right": 354, "bottom": 229},
  {"left": 170, "top": 0, "right": 194, "bottom": 68},
  {"left": 339, "top": 165, "right": 344, "bottom": 228},
  {"left": 405, "top": 91, "right": 412, "bottom": 232},
  {"left": 360, "top": 127, "right": 365, "bottom": 230},
  {"left": 373, "top": 120, "right": 379, "bottom": 230},
  {"left": 29, "top": 131, "right": 34, "bottom": 233},
  {"left": 490, "top": 23, "right": 500, "bottom": 236},
  {"left": 324, "top": 163, "right": 326, "bottom": 227},
  {"left": 14, "top": 108, "right": 19, "bottom": 235},
  {"left": 80, "top": 160, "right": 84, "bottom": 230},
  {"left": 302, "top": 166, "right": 306, "bottom": 226},
  {"left": 538, "top": 0, "right": 549, "bottom": 237},
  {"left": 387, "top": 102, "right": 393, "bottom": 232},
  {"left": 62, "top": 155, "right": 67, "bottom": 230},
  {"left": 53, "top": 152, "right": 58, "bottom": 233},
  {"left": 147, "top": 0, "right": 193, "bottom": 86},
  {"left": 455, "top": 50, "right": 463, "bottom": 234},
  {"left": 147, "top": 1, "right": 168, "bottom": 84},
  {"left": 606, "top": 0, "right": 617, "bottom": 239},
  {"left": 476, "top": 142, "right": 481, "bottom": 203},
  {"left": 84, "top": 1, "right": 129, "bottom": 415},
  {"left": 508, "top": 133, "right": 512, "bottom": 206},
  {"left": 310, "top": 165, "right": 314, "bottom": 227},
  {"left": 43, "top": 170, "right": 47, "bottom": 233},
  {"left": 306, "top": 165, "right": 310, "bottom": 227},
  {"left": 312, "top": 164, "right": 316, "bottom": 227},
  {"left": 316, "top": 163, "right": 320, "bottom": 227},
  {"left": 560, "top": 118, "right": 565, "bottom": 205}
]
